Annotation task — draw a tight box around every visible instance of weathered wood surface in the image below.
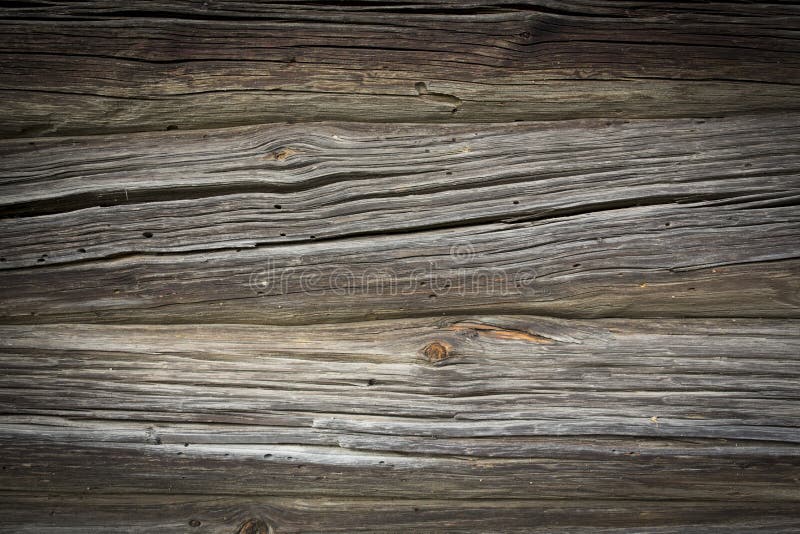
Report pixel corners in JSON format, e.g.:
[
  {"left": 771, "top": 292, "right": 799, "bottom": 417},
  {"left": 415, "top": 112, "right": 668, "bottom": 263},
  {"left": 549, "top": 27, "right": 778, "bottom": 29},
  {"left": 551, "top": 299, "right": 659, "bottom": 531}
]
[
  {"left": 1, "top": 114, "right": 798, "bottom": 265},
  {"left": 1, "top": 115, "right": 798, "bottom": 325},
  {"left": 1, "top": 1, "right": 800, "bottom": 532},
  {"left": 1, "top": 1, "right": 800, "bottom": 136},
  {"left": 0, "top": 317, "right": 799, "bottom": 532},
  {"left": 3, "top": 496, "right": 799, "bottom": 534}
]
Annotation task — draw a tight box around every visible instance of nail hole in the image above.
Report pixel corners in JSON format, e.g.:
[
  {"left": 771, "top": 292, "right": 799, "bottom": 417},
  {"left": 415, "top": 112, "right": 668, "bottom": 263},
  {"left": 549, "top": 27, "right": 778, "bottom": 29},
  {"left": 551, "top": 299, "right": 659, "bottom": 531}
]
[
  {"left": 280, "top": 233, "right": 286, "bottom": 237},
  {"left": 142, "top": 231, "right": 153, "bottom": 238},
  {"left": 189, "top": 519, "right": 201, "bottom": 527},
  {"left": 166, "top": 124, "right": 178, "bottom": 131},
  {"left": 573, "top": 263, "right": 581, "bottom": 268},
  {"left": 367, "top": 378, "right": 376, "bottom": 386},
  {"left": 264, "top": 454, "right": 272, "bottom": 458},
  {"left": 78, "top": 248, "right": 86, "bottom": 253},
  {"left": 274, "top": 204, "right": 282, "bottom": 209},
  {"left": 512, "top": 200, "right": 519, "bottom": 205}
]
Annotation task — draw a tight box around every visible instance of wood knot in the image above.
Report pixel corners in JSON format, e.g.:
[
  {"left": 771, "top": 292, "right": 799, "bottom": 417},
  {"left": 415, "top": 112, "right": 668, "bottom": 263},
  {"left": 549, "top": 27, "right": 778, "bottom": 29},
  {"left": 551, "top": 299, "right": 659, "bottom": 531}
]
[
  {"left": 264, "top": 148, "right": 297, "bottom": 161},
  {"left": 422, "top": 341, "right": 451, "bottom": 363},
  {"left": 236, "top": 518, "right": 271, "bottom": 534}
]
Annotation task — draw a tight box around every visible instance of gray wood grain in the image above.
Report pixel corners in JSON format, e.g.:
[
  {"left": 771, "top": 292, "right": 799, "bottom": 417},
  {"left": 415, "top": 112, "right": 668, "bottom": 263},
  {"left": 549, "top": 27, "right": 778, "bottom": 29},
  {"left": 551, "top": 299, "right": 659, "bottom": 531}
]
[
  {"left": 1, "top": 114, "right": 798, "bottom": 268},
  {"left": 0, "top": 318, "right": 798, "bottom": 517},
  {"left": 0, "top": 1, "right": 799, "bottom": 136},
  {"left": 1, "top": 116, "right": 798, "bottom": 324},
  {"left": 2, "top": 494, "right": 799, "bottom": 533},
  {"left": 1, "top": 4, "right": 799, "bottom": 527}
]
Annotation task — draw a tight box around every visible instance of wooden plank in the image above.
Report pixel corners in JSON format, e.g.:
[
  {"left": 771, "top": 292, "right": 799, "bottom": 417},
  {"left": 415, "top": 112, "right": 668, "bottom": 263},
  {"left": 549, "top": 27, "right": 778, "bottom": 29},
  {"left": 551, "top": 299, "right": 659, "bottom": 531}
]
[
  {"left": 1, "top": 117, "right": 798, "bottom": 324},
  {"left": 1, "top": 2, "right": 799, "bottom": 136},
  {"left": 0, "top": 318, "right": 798, "bottom": 505},
  {"left": 1, "top": 114, "right": 798, "bottom": 266},
  {"left": 3, "top": 494, "right": 800, "bottom": 533}
]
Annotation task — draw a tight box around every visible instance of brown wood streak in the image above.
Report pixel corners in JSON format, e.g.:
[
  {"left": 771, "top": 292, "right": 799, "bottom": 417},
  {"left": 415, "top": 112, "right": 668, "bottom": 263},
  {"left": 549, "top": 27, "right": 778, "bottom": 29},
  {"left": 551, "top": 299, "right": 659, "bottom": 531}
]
[
  {"left": 0, "top": 1, "right": 799, "bottom": 136},
  {"left": 450, "top": 320, "right": 556, "bottom": 343}
]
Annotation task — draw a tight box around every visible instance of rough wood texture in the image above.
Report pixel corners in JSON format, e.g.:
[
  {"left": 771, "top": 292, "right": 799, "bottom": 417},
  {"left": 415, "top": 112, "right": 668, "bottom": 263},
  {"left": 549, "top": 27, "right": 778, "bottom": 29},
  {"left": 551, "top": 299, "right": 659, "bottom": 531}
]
[
  {"left": 0, "top": 317, "right": 799, "bottom": 532},
  {"left": 1, "top": 1, "right": 799, "bottom": 136},
  {"left": 1, "top": 1, "right": 799, "bottom": 532},
  {"left": 1, "top": 115, "right": 798, "bottom": 325}
]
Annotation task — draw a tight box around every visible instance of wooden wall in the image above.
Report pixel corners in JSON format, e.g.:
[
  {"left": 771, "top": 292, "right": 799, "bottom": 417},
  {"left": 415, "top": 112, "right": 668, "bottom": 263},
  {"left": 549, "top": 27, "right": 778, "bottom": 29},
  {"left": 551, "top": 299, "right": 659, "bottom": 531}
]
[{"left": 0, "top": 2, "right": 799, "bottom": 532}]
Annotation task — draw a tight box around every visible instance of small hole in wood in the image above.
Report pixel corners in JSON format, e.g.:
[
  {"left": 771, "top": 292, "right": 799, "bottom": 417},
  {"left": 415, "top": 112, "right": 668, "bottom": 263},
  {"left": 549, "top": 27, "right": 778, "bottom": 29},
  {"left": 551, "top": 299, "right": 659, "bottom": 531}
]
[
  {"left": 78, "top": 248, "right": 86, "bottom": 253},
  {"left": 37, "top": 258, "right": 45, "bottom": 263},
  {"left": 166, "top": 124, "right": 178, "bottom": 131},
  {"left": 310, "top": 235, "right": 316, "bottom": 239},
  {"left": 664, "top": 222, "right": 671, "bottom": 227},
  {"left": 367, "top": 378, "right": 376, "bottom": 386},
  {"left": 264, "top": 454, "right": 272, "bottom": 458},
  {"left": 274, "top": 204, "right": 282, "bottom": 209},
  {"left": 513, "top": 200, "right": 519, "bottom": 205},
  {"left": 280, "top": 233, "right": 286, "bottom": 237},
  {"left": 573, "top": 263, "right": 581, "bottom": 268},
  {"left": 189, "top": 519, "right": 202, "bottom": 528},
  {"left": 142, "top": 232, "right": 153, "bottom": 238}
]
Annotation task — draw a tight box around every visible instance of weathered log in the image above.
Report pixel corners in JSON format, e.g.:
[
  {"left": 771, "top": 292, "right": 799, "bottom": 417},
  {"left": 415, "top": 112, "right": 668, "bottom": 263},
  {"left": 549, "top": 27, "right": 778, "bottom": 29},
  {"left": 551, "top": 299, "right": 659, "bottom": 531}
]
[
  {"left": 1, "top": 116, "right": 798, "bottom": 324},
  {"left": 0, "top": 318, "right": 798, "bottom": 521},
  {"left": 2, "top": 494, "right": 799, "bottom": 533},
  {"left": 1, "top": 1, "right": 799, "bottom": 136}
]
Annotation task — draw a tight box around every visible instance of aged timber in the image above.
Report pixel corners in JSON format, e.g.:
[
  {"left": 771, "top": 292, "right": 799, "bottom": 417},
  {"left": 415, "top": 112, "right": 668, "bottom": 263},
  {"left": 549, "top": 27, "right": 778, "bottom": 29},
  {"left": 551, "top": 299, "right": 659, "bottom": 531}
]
[
  {"left": 0, "top": 2, "right": 799, "bottom": 136},
  {"left": 1, "top": 1, "right": 799, "bottom": 532}
]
